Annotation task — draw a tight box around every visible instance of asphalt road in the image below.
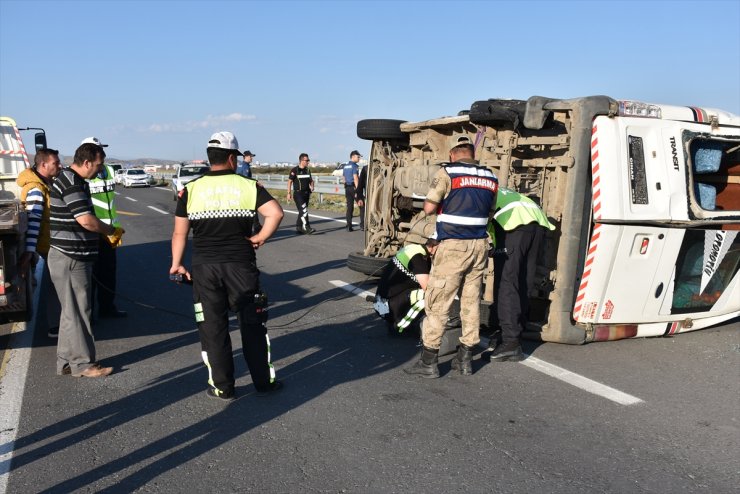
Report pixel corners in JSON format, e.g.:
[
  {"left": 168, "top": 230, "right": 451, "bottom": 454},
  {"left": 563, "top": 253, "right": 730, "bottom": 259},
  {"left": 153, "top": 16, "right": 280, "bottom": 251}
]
[{"left": 1, "top": 185, "right": 738, "bottom": 493}]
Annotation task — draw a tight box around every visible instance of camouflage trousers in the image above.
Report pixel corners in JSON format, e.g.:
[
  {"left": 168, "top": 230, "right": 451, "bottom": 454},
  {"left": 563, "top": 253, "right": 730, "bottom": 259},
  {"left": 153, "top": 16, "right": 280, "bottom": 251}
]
[{"left": 423, "top": 238, "right": 488, "bottom": 349}]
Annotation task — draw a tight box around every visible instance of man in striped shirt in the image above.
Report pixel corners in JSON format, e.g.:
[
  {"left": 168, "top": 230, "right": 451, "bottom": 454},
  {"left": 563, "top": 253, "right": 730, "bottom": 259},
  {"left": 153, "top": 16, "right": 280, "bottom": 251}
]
[
  {"left": 48, "top": 143, "right": 124, "bottom": 378},
  {"left": 17, "top": 148, "right": 62, "bottom": 336}
]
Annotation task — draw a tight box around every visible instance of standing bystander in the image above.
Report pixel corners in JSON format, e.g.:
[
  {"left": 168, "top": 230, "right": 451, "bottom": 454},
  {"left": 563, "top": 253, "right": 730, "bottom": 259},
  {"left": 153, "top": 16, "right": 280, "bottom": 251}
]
[
  {"left": 170, "top": 131, "right": 284, "bottom": 401},
  {"left": 355, "top": 163, "right": 367, "bottom": 231},
  {"left": 48, "top": 143, "right": 124, "bottom": 378},
  {"left": 287, "top": 153, "right": 315, "bottom": 234},
  {"left": 82, "top": 137, "right": 127, "bottom": 319},
  {"left": 239, "top": 150, "right": 262, "bottom": 233},
  {"left": 405, "top": 142, "right": 498, "bottom": 378},
  {"left": 16, "top": 148, "right": 62, "bottom": 336},
  {"left": 342, "top": 150, "right": 361, "bottom": 231}
]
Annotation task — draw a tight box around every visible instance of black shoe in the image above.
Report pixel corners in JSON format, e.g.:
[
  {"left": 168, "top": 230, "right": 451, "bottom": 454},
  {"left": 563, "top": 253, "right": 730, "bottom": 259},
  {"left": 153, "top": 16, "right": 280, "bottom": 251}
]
[
  {"left": 255, "top": 380, "right": 283, "bottom": 397},
  {"left": 451, "top": 344, "right": 474, "bottom": 375},
  {"left": 347, "top": 227, "right": 354, "bottom": 232},
  {"left": 99, "top": 309, "right": 128, "bottom": 319},
  {"left": 206, "top": 388, "right": 235, "bottom": 402},
  {"left": 48, "top": 326, "right": 59, "bottom": 338},
  {"left": 404, "top": 347, "right": 440, "bottom": 378},
  {"left": 490, "top": 340, "right": 524, "bottom": 362},
  {"left": 305, "top": 227, "right": 315, "bottom": 235}
]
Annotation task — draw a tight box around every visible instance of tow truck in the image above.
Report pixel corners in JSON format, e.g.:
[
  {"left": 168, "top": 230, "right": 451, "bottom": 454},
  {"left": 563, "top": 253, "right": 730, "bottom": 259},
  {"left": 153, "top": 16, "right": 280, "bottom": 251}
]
[{"left": 0, "top": 117, "right": 47, "bottom": 323}]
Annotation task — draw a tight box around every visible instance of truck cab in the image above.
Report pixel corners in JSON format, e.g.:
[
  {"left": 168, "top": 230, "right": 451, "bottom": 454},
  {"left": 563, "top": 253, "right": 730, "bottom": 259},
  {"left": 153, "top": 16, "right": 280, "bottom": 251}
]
[
  {"left": 0, "top": 117, "right": 47, "bottom": 322},
  {"left": 350, "top": 96, "right": 740, "bottom": 344}
]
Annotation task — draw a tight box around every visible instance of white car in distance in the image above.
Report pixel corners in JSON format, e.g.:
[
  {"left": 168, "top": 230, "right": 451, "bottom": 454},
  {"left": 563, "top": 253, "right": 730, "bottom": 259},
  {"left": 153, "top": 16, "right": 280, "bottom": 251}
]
[{"left": 122, "top": 168, "right": 152, "bottom": 188}]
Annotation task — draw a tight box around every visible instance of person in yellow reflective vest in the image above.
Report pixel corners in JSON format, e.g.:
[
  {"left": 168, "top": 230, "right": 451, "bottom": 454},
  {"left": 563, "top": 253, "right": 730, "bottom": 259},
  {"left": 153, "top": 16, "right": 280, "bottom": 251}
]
[
  {"left": 170, "top": 131, "right": 285, "bottom": 401},
  {"left": 82, "top": 137, "right": 127, "bottom": 319},
  {"left": 374, "top": 239, "right": 439, "bottom": 334},
  {"left": 486, "top": 187, "right": 555, "bottom": 361}
]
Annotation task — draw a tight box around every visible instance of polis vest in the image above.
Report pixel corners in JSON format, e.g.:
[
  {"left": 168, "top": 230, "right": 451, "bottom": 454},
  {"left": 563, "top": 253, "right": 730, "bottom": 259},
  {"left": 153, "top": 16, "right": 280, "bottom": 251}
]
[
  {"left": 435, "top": 163, "right": 498, "bottom": 241},
  {"left": 185, "top": 173, "right": 258, "bottom": 219},
  {"left": 392, "top": 244, "right": 427, "bottom": 282},
  {"left": 88, "top": 164, "right": 120, "bottom": 227}
]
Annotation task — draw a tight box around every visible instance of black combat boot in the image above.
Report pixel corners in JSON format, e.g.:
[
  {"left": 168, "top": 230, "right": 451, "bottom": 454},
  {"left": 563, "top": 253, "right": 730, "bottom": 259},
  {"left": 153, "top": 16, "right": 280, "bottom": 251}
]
[
  {"left": 490, "top": 340, "right": 524, "bottom": 362},
  {"left": 451, "top": 344, "right": 474, "bottom": 375},
  {"left": 404, "top": 346, "right": 439, "bottom": 378}
]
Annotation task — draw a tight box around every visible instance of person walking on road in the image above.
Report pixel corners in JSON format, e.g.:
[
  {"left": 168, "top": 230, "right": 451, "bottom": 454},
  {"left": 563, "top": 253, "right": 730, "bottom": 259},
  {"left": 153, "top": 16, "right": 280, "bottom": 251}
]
[
  {"left": 405, "top": 142, "right": 498, "bottom": 378},
  {"left": 48, "top": 142, "right": 124, "bottom": 378},
  {"left": 82, "top": 137, "right": 127, "bottom": 320},
  {"left": 170, "top": 131, "right": 284, "bottom": 401},
  {"left": 486, "top": 187, "right": 555, "bottom": 361},
  {"left": 342, "top": 150, "right": 361, "bottom": 231},
  {"left": 17, "top": 147, "right": 62, "bottom": 337},
  {"left": 287, "top": 153, "right": 314, "bottom": 234}
]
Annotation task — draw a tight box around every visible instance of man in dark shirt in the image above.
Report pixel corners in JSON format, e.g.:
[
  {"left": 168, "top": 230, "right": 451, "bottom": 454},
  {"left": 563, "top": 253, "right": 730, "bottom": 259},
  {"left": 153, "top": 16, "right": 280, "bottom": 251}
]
[
  {"left": 355, "top": 165, "right": 367, "bottom": 231},
  {"left": 48, "top": 143, "right": 124, "bottom": 378},
  {"left": 170, "top": 131, "right": 284, "bottom": 401},
  {"left": 287, "top": 153, "right": 314, "bottom": 234}
]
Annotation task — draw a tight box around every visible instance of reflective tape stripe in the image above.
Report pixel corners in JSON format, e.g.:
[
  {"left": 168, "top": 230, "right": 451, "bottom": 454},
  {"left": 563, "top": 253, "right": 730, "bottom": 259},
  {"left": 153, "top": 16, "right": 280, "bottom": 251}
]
[
  {"left": 445, "top": 166, "right": 495, "bottom": 177},
  {"left": 493, "top": 200, "right": 542, "bottom": 219},
  {"left": 437, "top": 213, "right": 488, "bottom": 225},
  {"left": 91, "top": 197, "right": 113, "bottom": 210},
  {"left": 295, "top": 174, "right": 311, "bottom": 178}
]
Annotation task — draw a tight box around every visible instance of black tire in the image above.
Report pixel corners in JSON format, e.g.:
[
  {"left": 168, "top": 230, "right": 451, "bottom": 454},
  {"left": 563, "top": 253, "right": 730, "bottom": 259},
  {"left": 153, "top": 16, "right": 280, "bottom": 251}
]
[
  {"left": 469, "top": 99, "right": 526, "bottom": 128},
  {"left": 347, "top": 252, "right": 390, "bottom": 277},
  {"left": 357, "top": 119, "right": 408, "bottom": 141}
]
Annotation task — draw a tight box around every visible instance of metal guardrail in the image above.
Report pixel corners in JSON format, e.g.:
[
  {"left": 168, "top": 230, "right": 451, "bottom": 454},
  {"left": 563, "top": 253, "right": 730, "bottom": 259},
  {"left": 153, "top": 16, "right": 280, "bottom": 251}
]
[
  {"left": 153, "top": 173, "right": 348, "bottom": 202},
  {"left": 254, "top": 174, "right": 347, "bottom": 197}
]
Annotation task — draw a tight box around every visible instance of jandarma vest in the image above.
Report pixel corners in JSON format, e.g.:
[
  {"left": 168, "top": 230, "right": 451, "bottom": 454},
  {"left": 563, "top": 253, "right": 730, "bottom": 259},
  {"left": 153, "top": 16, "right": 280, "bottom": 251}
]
[
  {"left": 392, "top": 244, "right": 427, "bottom": 283},
  {"left": 435, "top": 163, "right": 498, "bottom": 241},
  {"left": 88, "top": 164, "right": 120, "bottom": 227},
  {"left": 185, "top": 174, "right": 258, "bottom": 219}
]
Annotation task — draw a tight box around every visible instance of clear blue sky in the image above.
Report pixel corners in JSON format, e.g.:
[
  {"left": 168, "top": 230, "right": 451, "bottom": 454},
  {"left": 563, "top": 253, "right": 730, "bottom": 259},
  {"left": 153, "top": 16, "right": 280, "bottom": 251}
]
[{"left": 1, "top": 0, "right": 738, "bottom": 163}]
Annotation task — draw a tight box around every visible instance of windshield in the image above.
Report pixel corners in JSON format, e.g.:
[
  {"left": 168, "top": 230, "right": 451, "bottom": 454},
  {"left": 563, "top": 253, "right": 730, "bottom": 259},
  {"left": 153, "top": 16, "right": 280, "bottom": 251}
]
[
  {"left": 127, "top": 169, "right": 146, "bottom": 175},
  {"left": 672, "top": 229, "right": 740, "bottom": 313},
  {"left": 180, "top": 167, "right": 208, "bottom": 177}
]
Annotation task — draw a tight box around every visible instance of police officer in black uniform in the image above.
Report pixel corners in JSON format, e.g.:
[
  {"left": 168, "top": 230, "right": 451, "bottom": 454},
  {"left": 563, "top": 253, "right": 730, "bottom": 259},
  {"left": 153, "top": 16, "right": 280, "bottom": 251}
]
[
  {"left": 287, "top": 153, "right": 315, "bottom": 234},
  {"left": 170, "top": 131, "right": 285, "bottom": 401}
]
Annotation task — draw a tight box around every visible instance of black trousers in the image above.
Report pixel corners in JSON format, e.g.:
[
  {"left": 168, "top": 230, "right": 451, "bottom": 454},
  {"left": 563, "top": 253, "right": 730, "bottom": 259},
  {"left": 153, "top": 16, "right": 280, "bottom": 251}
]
[
  {"left": 92, "top": 236, "right": 117, "bottom": 313},
  {"left": 293, "top": 190, "right": 311, "bottom": 231},
  {"left": 494, "top": 223, "right": 545, "bottom": 343},
  {"left": 344, "top": 185, "right": 356, "bottom": 227},
  {"left": 192, "top": 262, "right": 273, "bottom": 395}
]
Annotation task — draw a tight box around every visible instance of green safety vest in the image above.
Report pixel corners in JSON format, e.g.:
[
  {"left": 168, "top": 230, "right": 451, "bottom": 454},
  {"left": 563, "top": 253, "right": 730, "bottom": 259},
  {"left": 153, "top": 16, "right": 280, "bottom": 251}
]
[
  {"left": 395, "top": 244, "right": 426, "bottom": 269},
  {"left": 185, "top": 173, "right": 258, "bottom": 219},
  {"left": 88, "top": 164, "right": 120, "bottom": 227},
  {"left": 487, "top": 188, "right": 555, "bottom": 245}
]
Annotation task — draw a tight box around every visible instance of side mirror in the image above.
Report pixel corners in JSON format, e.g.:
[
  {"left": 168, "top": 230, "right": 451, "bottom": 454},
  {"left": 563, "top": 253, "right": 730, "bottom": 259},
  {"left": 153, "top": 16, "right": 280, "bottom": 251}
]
[{"left": 34, "top": 132, "right": 47, "bottom": 151}]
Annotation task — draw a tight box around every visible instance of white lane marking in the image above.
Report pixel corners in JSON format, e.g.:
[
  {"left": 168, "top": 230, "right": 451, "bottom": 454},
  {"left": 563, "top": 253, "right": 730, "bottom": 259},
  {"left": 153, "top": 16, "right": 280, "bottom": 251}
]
[
  {"left": 148, "top": 206, "right": 170, "bottom": 215},
  {"left": 332, "top": 279, "right": 643, "bottom": 406},
  {"left": 0, "top": 263, "right": 43, "bottom": 494},
  {"left": 329, "top": 280, "right": 374, "bottom": 300},
  {"left": 518, "top": 355, "right": 643, "bottom": 405},
  {"left": 125, "top": 196, "right": 138, "bottom": 202},
  {"left": 283, "top": 209, "right": 357, "bottom": 226}
]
